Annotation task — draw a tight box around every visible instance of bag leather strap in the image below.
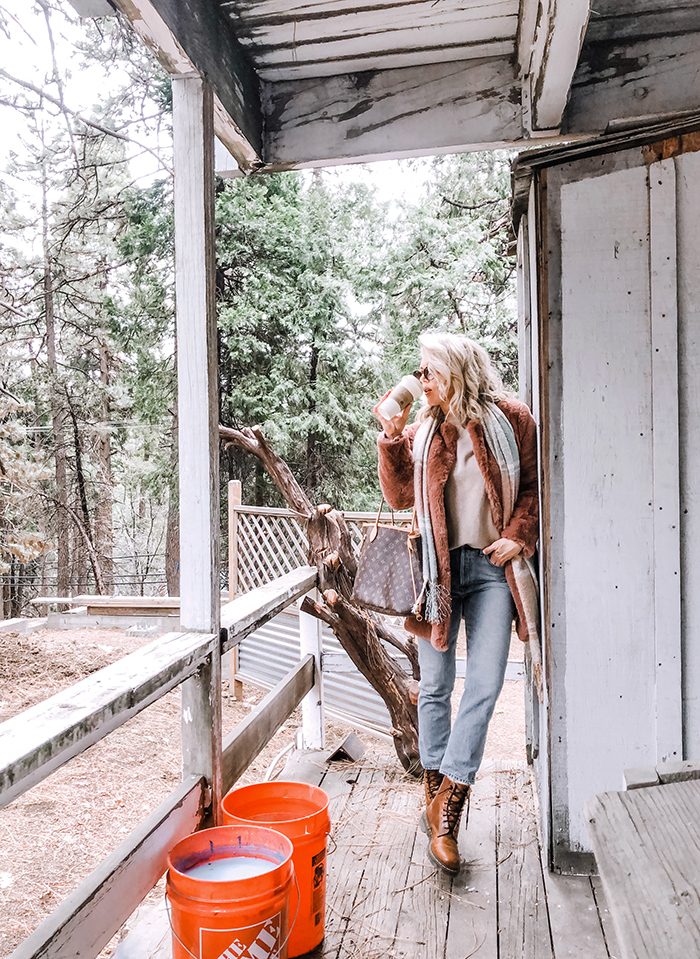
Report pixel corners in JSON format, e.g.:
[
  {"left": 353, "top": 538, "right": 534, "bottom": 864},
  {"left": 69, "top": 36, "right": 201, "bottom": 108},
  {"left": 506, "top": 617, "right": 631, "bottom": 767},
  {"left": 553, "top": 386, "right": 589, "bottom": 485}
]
[{"left": 370, "top": 497, "right": 416, "bottom": 541}]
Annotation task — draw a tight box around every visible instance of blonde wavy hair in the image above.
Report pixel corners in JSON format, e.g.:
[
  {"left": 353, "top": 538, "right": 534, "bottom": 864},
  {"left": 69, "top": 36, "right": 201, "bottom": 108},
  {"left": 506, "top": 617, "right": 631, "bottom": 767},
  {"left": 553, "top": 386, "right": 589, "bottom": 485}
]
[{"left": 416, "top": 331, "right": 507, "bottom": 425}]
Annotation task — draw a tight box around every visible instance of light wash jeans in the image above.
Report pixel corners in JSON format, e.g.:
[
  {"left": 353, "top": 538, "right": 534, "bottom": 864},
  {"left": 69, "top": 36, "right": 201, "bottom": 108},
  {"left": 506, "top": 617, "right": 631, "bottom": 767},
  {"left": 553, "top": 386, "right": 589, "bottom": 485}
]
[{"left": 417, "top": 544, "right": 515, "bottom": 786}]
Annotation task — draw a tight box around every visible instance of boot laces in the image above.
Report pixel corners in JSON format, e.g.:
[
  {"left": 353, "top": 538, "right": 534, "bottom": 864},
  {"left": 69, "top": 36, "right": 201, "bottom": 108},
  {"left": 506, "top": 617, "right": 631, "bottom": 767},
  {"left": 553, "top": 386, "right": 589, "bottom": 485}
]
[{"left": 440, "top": 783, "right": 469, "bottom": 833}]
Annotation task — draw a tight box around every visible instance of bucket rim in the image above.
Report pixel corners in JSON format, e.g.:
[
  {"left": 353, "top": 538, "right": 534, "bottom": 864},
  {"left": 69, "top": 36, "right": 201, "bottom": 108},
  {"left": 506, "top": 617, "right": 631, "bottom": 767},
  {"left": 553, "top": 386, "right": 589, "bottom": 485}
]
[
  {"left": 167, "top": 824, "right": 294, "bottom": 891},
  {"left": 221, "top": 780, "right": 330, "bottom": 826}
]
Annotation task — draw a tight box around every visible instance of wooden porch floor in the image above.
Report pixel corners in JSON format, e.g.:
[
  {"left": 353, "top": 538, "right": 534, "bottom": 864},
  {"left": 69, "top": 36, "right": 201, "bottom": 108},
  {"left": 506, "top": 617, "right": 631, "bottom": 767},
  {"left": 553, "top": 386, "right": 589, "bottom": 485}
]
[{"left": 116, "top": 750, "right": 621, "bottom": 959}]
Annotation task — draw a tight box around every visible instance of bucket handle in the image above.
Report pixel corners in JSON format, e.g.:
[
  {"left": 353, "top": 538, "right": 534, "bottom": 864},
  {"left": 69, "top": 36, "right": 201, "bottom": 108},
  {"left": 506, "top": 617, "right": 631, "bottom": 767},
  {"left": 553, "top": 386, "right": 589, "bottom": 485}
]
[{"left": 164, "top": 870, "right": 301, "bottom": 959}]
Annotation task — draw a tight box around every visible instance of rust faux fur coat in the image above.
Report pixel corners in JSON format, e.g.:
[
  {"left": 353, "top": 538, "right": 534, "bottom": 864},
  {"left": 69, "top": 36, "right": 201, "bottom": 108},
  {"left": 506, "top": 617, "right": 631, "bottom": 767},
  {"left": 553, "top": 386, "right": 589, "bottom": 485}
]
[{"left": 377, "top": 396, "right": 539, "bottom": 651}]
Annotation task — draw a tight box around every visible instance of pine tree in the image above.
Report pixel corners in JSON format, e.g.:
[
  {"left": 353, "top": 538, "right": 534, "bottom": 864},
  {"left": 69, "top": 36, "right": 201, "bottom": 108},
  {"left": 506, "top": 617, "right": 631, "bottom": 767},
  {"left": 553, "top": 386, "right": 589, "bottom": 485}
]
[
  {"left": 216, "top": 170, "right": 384, "bottom": 510},
  {"left": 372, "top": 153, "right": 517, "bottom": 391}
]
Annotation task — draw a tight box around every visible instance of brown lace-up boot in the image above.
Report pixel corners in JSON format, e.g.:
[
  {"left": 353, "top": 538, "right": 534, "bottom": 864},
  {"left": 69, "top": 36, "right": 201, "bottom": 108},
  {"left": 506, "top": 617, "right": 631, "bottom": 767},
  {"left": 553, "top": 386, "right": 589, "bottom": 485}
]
[{"left": 424, "top": 776, "right": 471, "bottom": 875}]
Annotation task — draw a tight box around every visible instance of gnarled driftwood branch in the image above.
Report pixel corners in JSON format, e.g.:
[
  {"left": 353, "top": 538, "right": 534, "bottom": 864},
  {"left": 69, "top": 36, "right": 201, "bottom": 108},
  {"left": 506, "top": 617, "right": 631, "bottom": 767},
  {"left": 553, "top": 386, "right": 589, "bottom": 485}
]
[{"left": 220, "top": 423, "right": 421, "bottom": 774}]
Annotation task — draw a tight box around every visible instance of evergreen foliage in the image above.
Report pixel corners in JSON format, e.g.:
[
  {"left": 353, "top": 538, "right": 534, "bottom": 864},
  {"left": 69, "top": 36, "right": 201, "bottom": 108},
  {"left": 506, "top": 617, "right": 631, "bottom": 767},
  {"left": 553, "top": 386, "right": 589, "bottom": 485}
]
[
  {"left": 372, "top": 153, "right": 517, "bottom": 391},
  {"left": 216, "top": 170, "right": 384, "bottom": 510}
]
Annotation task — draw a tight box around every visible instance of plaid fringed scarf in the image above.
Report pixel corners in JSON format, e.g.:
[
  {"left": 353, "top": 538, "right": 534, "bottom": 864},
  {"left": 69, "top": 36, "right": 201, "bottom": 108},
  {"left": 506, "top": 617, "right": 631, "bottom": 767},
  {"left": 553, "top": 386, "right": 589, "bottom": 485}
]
[
  {"left": 412, "top": 416, "right": 451, "bottom": 624},
  {"left": 481, "top": 404, "right": 541, "bottom": 653}
]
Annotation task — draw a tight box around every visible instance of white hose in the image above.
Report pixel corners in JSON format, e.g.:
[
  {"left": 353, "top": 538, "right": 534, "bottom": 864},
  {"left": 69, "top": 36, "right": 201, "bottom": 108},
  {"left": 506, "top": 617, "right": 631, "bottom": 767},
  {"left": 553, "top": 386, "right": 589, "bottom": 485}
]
[{"left": 263, "top": 741, "right": 295, "bottom": 781}]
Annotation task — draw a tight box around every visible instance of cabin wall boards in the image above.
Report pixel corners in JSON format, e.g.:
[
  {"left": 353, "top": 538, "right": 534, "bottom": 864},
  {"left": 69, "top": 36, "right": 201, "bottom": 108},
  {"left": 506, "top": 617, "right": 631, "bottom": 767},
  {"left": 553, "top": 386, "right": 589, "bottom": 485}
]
[
  {"left": 677, "top": 150, "right": 700, "bottom": 760},
  {"left": 520, "top": 141, "right": 700, "bottom": 871}
]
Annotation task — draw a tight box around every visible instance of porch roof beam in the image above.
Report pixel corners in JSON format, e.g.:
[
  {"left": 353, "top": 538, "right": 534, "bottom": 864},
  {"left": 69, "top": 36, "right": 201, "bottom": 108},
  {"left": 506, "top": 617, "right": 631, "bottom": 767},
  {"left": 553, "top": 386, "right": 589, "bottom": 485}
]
[
  {"left": 566, "top": 31, "right": 700, "bottom": 137},
  {"left": 111, "top": 0, "right": 262, "bottom": 171},
  {"left": 261, "top": 56, "right": 524, "bottom": 170},
  {"left": 519, "top": 0, "right": 592, "bottom": 135}
]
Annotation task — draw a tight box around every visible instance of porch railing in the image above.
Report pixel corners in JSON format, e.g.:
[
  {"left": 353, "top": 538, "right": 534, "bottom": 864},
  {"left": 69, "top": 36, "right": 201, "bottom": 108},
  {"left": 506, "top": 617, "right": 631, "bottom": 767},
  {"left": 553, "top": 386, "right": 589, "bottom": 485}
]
[{"left": 0, "top": 566, "right": 319, "bottom": 959}]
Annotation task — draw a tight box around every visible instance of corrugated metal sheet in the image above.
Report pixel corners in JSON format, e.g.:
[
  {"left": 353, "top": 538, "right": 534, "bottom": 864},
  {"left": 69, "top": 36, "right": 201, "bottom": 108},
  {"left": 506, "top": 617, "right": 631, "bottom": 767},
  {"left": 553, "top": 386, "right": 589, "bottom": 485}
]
[
  {"left": 237, "top": 609, "right": 524, "bottom": 732},
  {"left": 237, "top": 610, "right": 399, "bottom": 730},
  {"left": 219, "top": 0, "right": 519, "bottom": 80}
]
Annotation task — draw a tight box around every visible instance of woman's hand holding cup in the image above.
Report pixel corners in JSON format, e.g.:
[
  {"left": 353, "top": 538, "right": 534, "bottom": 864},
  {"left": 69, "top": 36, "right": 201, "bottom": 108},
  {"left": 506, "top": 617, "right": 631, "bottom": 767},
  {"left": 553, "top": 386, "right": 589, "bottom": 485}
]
[{"left": 374, "top": 391, "right": 411, "bottom": 439}]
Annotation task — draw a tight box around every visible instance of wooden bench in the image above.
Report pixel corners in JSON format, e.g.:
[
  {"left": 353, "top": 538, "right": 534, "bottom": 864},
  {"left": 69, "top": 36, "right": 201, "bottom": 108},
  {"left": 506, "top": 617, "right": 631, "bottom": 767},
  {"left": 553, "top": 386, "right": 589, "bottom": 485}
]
[
  {"left": 33, "top": 596, "right": 180, "bottom": 616},
  {"left": 33, "top": 596, "right": 232, "bottom": 616},
  {"left": 584, "top": 762, "right": 700, "bottom": 959}
]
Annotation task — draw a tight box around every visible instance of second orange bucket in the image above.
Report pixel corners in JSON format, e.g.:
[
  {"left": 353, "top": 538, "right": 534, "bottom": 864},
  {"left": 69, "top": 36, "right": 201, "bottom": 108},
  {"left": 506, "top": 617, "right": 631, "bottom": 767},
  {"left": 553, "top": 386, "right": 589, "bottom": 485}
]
[{"left": 222, "top": 781, "right": 331, "bottom": 957}]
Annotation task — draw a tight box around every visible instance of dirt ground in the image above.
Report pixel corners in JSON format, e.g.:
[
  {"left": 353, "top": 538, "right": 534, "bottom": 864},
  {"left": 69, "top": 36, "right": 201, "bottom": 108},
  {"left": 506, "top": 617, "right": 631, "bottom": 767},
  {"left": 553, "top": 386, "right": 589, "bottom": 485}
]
[{"left": 0, "top": 624, "right": 526, "bottom": 958}]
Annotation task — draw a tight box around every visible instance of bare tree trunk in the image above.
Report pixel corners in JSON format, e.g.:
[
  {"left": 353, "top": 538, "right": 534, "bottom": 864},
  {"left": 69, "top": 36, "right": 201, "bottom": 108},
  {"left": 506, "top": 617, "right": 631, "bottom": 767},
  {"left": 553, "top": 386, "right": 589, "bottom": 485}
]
[
  {"left": 42, "top": 169, "right": 70, "bottom": 603},
  {"left": 14, "top": 561, "right": 25, "bottom": 617},
  {"left": 62, "top": 495, "right": 105, "bottom": 594},
  {"left": 254, "top": 461, "right": 265, "bottom": 507},
  {"left": 65, "top": 401, "right": 108, "bottom": 595},
  {"left": 68, "top": 404, "right": 93, "bottom": 543},
  {"left": 306, "top": 340, "right": 320, "bottom": 496},
  {"left": 70, "top": 524, "right": 85, "bottom": 595},
  {"left": 220, "top": 423, "right": 421, "bottom": 774},
  {"left": 302, "top": 591, "right": 420, "bottom": 773},
  {"left": 0, "top": 513, "right": 5, "bottom": 621},
  {"left": 94, "top": 344, "right": 113, "bottom": 591},
  {"left": 10, "top": 557, "right": 17, "bottom": 618}
]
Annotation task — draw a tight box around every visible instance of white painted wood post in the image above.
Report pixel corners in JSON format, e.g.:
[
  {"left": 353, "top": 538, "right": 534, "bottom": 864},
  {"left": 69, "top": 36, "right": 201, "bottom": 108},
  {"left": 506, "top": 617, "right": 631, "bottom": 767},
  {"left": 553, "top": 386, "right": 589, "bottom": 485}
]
[
  {"left": 298, "top": 590, "right": 324, "bottom": 750},
  {"left": 226, "top": 480, "right": 244, "bottom": 700},
  {"left": 172, "top": 75, "right": 222, "bottom": 820}
]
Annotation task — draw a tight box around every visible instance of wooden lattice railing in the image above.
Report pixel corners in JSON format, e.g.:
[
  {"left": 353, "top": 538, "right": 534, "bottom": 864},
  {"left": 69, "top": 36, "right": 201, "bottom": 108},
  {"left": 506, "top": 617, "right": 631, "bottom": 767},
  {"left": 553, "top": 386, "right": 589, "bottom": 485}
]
[{"left": 230, "top": 502, "right": 413, "bottom": 596}]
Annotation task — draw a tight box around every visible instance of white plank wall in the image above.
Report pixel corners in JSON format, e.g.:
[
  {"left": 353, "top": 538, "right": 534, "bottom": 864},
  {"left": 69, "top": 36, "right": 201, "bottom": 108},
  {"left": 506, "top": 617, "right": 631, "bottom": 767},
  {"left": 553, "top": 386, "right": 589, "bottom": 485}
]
[
  {"left": 559, "top": 165, "right": 657, "bottom": 852},
  {"left": 677, "top": 150, "right": 700, "bottom": 760},
  {"left": 648, "top": 159, "right": 682, "bottom": 764}
]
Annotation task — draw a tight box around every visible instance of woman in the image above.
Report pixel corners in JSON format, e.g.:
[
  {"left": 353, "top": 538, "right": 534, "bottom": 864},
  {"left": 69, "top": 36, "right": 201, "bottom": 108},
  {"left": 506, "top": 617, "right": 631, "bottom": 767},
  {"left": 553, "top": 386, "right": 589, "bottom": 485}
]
[{"left": 374, "top": 331, "right": 539, "bottom": 875}]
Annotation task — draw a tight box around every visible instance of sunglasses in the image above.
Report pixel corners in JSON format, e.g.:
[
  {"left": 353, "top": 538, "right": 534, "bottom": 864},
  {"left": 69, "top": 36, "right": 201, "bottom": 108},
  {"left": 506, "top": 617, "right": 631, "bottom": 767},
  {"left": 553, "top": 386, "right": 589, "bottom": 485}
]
[{"left": 417, "top": 367, "right": 434, "bottom": 381}]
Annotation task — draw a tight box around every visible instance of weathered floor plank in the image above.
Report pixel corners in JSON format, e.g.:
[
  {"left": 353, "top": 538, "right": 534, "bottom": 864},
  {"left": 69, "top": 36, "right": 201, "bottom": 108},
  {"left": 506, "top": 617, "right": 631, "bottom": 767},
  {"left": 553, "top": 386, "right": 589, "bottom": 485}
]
[
  {"left": 113, "top": 897, "right": 170, "bottom": 959},
  {"left": 496, "top": 766, "right": 553, "bottom": 959},
  {"left": 444, "top": 767, "right": 499, "bottom": 959},
  {"left": 590, "top": 875, "right": 621, "bottom": 959},
  {"left": 544, "top": 873, "right": 611, "bottom": 959},
  {"left": 314, "top": 763, "right": 388, "bottom": 959},
  {"left": 343, "top": 766, "right": 420, "bottom": 958},
  {"left": 393, "top": 829, "right": 450, "bottom": 959}
]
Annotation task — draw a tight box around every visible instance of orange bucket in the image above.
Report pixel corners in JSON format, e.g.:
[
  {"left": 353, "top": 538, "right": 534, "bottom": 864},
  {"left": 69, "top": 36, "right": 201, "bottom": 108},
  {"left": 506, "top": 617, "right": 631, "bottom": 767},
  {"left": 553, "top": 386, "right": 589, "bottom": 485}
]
[
  {"left": 166, "top": 824, "right": 295, "bottom": 959},
  {"left": 222, "top": 782, "right": 330, "bottom": 957}
]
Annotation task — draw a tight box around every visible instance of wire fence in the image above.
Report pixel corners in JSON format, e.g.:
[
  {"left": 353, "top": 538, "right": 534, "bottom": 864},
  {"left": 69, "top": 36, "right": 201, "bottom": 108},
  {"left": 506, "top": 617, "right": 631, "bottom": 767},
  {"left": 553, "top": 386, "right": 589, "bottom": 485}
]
[{"left": 0, "top": 553, "right": 170, "bottom": 617}]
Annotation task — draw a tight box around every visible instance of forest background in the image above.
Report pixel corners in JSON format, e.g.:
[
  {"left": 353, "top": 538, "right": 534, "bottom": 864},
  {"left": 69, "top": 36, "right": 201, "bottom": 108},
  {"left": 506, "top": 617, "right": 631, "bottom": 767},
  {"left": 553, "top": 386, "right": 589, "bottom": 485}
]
[{"left": 0, "top": 0, "right": 517, "bottom": 617}]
